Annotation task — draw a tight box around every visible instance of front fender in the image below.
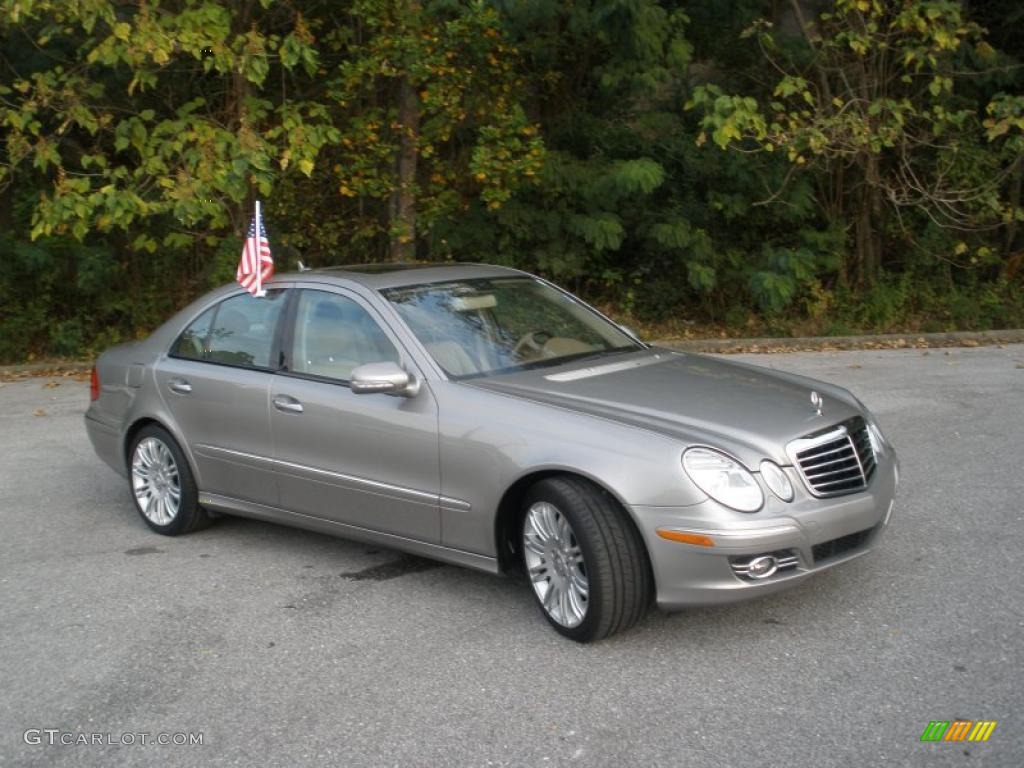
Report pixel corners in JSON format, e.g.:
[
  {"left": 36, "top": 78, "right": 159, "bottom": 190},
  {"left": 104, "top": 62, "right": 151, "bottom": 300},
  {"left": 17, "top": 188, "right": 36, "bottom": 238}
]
[{"left": 434, "top": 382, "right": 705, "bottom": 555}]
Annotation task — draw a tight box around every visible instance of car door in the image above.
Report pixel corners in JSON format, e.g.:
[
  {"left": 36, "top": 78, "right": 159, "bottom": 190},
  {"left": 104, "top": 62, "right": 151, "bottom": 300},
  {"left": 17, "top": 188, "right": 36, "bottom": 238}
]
[
  {"left": 269, "top": 287, "right": 441, "bottom": 542},
  {"left": 155, "top": 288, "right": 289, "bottom": 506}
]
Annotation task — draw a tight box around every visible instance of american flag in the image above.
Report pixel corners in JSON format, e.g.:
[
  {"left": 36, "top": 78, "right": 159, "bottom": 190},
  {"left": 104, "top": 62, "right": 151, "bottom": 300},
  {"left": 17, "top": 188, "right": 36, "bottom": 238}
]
[{"left": 236, "top": 204, "right": 273, "bottom": 296}]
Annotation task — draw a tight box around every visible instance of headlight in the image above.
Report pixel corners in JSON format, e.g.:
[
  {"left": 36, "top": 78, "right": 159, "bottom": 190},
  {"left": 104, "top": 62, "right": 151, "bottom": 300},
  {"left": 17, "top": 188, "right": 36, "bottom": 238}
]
[
  {"left": 759, "top": 460, "right": 794, "bottom": 502},
  {"left": 683, "top": 448, "right": 763, "bottom": 512},
  {"left": 866, "top": 419, "right": 887, "bottom": 455},
  {"left": 852, "top": 396, "right": 888, "bottom": 455}
]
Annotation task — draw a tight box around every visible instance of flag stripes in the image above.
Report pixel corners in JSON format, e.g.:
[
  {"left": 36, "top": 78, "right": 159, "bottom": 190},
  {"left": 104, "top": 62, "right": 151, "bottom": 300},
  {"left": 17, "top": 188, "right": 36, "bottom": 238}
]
[{"left": 236, "top": 202, "right": 273, "bottom": 296}]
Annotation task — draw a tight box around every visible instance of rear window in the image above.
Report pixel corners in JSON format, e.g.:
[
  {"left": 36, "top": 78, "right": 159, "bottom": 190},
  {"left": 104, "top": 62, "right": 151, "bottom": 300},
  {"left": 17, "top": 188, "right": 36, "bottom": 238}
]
[{"left": 171, "top": 290, "right": 287, "bottom": 369}]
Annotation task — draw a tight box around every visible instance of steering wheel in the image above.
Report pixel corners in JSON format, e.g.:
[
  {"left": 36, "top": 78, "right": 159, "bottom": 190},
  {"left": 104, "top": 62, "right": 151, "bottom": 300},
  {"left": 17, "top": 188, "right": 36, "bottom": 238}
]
[{"left": 513, "top": 330, "right": 554, "bottom": 358}]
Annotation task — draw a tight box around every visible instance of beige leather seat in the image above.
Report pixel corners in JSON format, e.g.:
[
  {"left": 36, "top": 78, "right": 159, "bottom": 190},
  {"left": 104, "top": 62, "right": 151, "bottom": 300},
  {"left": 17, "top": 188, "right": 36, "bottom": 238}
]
[
  {"left": 543, "top": 337, "right": 593, "bottom": 357},
  {"left": 397, "top": 303, "right": 483, "bottom": 376},
  {"left": 425, "top": 341, "right": 479, "bottom": 376},
  {"left": 299, "top": 299, "right": 398, "bottom": 380}
]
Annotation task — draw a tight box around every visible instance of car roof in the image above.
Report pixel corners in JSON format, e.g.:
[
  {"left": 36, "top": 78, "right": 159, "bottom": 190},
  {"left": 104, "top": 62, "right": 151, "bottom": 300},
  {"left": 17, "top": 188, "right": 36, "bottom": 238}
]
[{"left": 269, "top": 262, "right": 529, "bottom": 291}]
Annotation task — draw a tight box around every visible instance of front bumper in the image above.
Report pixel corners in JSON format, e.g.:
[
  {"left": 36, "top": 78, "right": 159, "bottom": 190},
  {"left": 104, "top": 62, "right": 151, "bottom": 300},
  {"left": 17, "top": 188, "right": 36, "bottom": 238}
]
[{"left": 633, "top": 452, "right": 897, "bottom": 610}]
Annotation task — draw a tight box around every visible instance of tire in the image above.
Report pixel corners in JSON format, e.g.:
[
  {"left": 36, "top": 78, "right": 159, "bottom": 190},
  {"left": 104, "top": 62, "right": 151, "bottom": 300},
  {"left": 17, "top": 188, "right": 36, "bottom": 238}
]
[
  {"left": 128, "top": 425, "right": 211, "bottom": 536},
  {"left": 521, "top": 476, "right": 652, "bottom": 642}
]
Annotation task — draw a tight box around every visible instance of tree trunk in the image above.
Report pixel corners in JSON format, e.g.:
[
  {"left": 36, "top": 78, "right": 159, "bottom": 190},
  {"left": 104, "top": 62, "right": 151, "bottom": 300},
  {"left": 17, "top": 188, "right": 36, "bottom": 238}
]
[
  {"left": 786, "top": 0, "right": 833, "bottom": 105},
  {"left": 854, "top": 156, "right": 884, "bottom": 287},
  {"left": 1004, "top": 160, "right": 1024, "bottom": 283},
  {"left": 1004, "top": 159, "right": 1022, "bottom": 256},
  {"left": 388, "top": 74, "right": 419, "bottom": 262},
  {"left": 231, "top": 0, "right": 256, "bottom": 236}
]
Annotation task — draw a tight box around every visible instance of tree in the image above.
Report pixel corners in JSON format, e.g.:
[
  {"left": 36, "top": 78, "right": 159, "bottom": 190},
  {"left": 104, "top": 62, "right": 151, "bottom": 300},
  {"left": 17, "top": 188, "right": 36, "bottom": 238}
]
[
  {"left": 322, "top": 0, "right": 543, "bottom": 261},
  {"left": 0, "top": 0, "right": 336, "bottom": 244},
  {"left": 1, "top": 0, "right": 1022, "bottom": 362},
  {"left": 0, "top": 0, "right": 541, "bottom": 261},
  {"left": 688, "top": 0, "right": 1024, "bottom": 286},
  {"left": 435, "top": 0, "right": 695, "bottom": 296}
]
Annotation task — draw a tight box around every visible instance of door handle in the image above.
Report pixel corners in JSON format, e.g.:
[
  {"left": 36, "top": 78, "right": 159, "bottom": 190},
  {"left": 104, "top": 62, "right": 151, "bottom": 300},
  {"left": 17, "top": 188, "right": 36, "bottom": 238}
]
[
  {"left": 168, "top": 378, "right": 192, "bottom": 395},
  {"left": 273, "top": 395, "right": 304, "bottom": 414}
]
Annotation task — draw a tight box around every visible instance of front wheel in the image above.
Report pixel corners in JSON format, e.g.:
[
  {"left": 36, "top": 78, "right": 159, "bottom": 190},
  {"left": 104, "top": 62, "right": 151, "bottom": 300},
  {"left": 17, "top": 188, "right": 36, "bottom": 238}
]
[
  {"left": 129, "top": 425, "right": 210, "bottom": 535},
  {"left": 521, "top": 477, "right": 651, "bottom": 642}
]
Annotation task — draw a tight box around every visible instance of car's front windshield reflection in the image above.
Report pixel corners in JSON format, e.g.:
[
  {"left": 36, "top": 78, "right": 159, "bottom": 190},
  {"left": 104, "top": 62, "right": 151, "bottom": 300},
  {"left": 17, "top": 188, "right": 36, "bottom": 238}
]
[{"left": 382, "top": 277, "right": 642, "bottom": 379}]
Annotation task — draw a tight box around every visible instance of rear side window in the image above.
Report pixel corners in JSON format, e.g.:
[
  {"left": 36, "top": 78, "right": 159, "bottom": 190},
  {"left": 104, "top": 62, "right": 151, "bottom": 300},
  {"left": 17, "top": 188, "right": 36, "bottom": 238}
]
[
  {"left": 172, "top": 290, "right": 287, "bottom": 369},
  {"left": 172, "top": 306, "right": 215, "bottom": 361}
]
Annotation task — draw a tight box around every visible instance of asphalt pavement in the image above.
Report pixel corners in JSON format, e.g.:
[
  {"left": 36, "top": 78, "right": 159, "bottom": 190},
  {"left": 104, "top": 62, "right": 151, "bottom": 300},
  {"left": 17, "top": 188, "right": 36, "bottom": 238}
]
[{"left": 1, "top": 346, "right": 1022, "bottom": 767}]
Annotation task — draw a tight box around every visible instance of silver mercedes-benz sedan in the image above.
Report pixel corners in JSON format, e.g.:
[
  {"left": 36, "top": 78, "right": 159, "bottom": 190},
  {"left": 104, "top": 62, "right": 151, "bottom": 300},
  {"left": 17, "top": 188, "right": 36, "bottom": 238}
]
[{"left": 85, "top": 263, "right": 898, "bottom": 641}]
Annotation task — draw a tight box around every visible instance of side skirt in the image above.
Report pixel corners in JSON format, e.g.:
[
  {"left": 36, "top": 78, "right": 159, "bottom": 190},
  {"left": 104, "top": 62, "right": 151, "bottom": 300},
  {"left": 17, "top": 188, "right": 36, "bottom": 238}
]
[{"left": 198, "top": 492, "right": 501, "bottom": 575}]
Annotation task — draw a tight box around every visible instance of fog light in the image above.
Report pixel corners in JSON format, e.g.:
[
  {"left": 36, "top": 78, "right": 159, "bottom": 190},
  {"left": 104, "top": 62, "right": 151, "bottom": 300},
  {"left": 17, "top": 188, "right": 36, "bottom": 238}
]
[{"left": 747, "top": 555, "right": 778, "bottom": 580}]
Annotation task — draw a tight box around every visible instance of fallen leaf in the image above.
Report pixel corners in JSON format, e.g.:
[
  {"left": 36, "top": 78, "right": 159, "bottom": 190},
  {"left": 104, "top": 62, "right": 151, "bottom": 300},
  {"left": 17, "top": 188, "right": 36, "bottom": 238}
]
[
  {"left": 42, "top": 380, "right": 60, "bottom": 389},
  {"left": 847, "top": 364, "right": 862, "bottom": 369},
  {"left": 33, "top": 408, "right": 47, "bottom": 417}
]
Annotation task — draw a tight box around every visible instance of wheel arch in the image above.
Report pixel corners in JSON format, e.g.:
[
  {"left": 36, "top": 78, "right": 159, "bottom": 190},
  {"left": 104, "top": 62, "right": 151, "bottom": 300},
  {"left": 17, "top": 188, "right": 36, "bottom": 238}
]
[
  {"left": 124, "top": 417, "right": 165, "bottom": 462},
  {"left": 494, "top": 468, "right": 653, "bottom": 579},
  {"left": 122, "top": 415, "right": 214, "bottom": 534},
  {"left": 123, "top": 416, "right": 200, "bottom": 485}
]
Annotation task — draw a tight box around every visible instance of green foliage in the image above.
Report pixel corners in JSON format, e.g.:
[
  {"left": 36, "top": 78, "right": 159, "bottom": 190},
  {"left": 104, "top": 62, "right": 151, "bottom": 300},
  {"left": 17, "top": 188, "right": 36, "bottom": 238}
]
[
  {"left": 0, "top": 0, "right": 1021, "bottom": 362},
  {"left": 324, "top": 0, "right": 543, "bottom": 232},
  {"left": 688, "top": 0, "right": 1023, "bottom": 287}
]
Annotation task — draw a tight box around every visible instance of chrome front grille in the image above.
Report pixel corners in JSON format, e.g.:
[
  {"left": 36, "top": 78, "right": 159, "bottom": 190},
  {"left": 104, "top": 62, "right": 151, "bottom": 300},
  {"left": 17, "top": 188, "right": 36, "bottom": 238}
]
[{"left": 788, "top": 417, "right": 876, "bottom": 498}]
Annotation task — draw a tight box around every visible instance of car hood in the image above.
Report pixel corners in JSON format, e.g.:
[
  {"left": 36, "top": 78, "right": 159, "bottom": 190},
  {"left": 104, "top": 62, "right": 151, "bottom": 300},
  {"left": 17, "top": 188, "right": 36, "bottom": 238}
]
[{"left": 466, "top": 349, "right": 863, "bottom": 467}]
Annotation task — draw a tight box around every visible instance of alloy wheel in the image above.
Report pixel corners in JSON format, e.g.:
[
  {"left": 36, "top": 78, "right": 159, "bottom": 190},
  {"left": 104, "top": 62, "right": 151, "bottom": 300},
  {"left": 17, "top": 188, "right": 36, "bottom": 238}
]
[
  {"left": 131, "top": 437, "right": 181, "bottom": 526},
  {"left": 522, "top": 501, "right": 589, "bottom": 627}
]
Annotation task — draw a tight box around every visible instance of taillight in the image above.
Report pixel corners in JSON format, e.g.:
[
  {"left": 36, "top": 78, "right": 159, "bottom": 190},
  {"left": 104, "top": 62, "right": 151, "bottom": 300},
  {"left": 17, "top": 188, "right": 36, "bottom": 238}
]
[{"left": 90, "top": 366, "right": 100, "bottom": 402}]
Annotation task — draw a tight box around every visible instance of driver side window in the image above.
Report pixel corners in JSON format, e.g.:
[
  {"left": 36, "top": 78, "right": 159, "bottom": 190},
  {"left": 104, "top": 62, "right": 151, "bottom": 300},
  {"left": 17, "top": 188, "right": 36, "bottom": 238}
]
[{"left": 289, "top": 290, "right": 400, "bottom": 382}]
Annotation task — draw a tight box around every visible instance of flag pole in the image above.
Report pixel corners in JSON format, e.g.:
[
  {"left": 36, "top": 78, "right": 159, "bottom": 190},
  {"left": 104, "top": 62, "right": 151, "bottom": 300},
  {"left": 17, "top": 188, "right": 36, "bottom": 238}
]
[{"left": 253, "top": 199, "right": 265, "bottom": 297}]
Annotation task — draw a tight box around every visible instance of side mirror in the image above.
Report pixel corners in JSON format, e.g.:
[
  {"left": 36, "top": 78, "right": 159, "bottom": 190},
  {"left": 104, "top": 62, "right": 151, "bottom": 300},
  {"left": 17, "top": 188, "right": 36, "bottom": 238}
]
[{"left": 349, "top": 361, "right": 420, "bottom": 397}]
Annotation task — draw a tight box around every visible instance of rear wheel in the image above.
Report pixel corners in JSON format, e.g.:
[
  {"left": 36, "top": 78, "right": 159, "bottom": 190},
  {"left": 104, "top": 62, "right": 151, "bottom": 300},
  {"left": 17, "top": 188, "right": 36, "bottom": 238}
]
[
  {"left": 521, "top": 477, "right": 651, "bottom": 642},
  {"left": 129, "top": 425, "right": 210, "bottom": 535}
]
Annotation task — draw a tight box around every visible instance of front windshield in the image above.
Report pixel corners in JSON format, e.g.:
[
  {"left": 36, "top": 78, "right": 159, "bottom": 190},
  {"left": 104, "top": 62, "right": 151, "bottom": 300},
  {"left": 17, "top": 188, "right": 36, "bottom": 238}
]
[{"left": 381, "top": 277, "right": 643, "bottom": 379}]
